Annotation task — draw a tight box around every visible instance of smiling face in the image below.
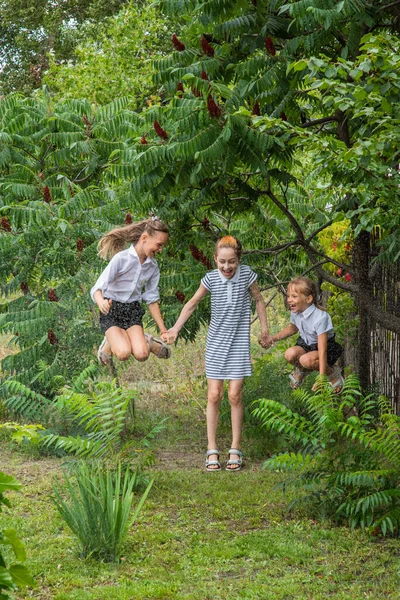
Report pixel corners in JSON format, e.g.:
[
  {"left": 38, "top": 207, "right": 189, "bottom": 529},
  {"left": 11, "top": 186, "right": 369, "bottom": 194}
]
[
  {"left": 286, "top": 284, "right": 313, "bottom": 313},
  {"left": 215, "top": 247, "right": 240, "bottom": 279},
  {"left": 141, "top": 231, "right": 168, "bottom": 259}
]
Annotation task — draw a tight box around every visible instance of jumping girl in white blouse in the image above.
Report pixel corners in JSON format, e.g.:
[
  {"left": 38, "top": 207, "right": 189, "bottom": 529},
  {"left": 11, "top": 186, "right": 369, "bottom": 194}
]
[{"left": 91, "top": 217, "right": 171, "bottom": 365}]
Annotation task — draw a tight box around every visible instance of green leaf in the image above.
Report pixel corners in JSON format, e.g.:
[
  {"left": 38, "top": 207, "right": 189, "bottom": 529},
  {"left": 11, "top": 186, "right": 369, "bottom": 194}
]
[
  {"left": 0, "top": 473, "right": 20, "bottom": 495},
  {"left": 8, "top": 564, "right": 35, "bottom": 587}
]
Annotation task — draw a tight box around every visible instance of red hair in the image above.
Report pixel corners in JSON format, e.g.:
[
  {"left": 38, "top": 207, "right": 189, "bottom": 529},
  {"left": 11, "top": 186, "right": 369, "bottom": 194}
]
[{"left": 214, "top": 236, "right": 242, "bottom": 259}]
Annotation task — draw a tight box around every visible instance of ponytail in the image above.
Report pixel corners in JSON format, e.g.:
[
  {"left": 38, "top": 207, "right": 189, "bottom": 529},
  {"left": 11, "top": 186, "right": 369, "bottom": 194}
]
[{"left": 98, "top": 217, "right": 169, "bottom": 260}]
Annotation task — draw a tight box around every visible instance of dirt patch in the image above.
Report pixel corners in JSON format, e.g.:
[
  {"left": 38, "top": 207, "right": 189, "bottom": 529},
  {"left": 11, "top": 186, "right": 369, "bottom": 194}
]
[
  {"left": 0, "top": 451, "right": 61, "bottom": 484},
  {"left": 0, "top": 334, "right": 17, "bottom": 362}
]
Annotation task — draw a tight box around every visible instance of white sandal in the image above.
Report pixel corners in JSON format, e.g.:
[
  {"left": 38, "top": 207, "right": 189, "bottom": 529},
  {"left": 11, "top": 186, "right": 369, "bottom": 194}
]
[
  {"left": 289, "top": 367, "right": 308, "bottom": 389},
  {"left": 205, "top": 449, "right": 221, "bottom": 471},
  {"left": 226, "top": 448, "right": 243, "bottom": 471},
  {"left": 97, "top": 337, "right": 112, "bottom": 365},
  {"left": 330, "top": 367, "right": 345, "bottom": 394},
  {"left": 145, "top": 334, "right": 171, "bottom": 359}
]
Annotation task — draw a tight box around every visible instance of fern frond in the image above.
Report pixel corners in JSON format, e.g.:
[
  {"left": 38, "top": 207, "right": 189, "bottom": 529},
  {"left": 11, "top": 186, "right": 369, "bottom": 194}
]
[
  {"left": 1, "top": 379, "right": 51, "bottom": 420},
  {"left": 252, "top": 399, "right": 318, "bottom": 447}
]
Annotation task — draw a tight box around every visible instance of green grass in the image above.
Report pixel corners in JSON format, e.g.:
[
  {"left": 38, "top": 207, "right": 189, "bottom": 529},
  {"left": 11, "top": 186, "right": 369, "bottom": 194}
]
[
  {"left": 1, "top": 333, "right": 400, "bottom": 599},
  {"left": 1, "top": 456, "right": 400, "bottom": 600}
]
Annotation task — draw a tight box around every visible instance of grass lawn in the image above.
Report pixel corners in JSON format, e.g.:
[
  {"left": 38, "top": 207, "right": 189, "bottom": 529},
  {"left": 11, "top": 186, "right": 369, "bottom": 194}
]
[{"left": 1, "top": 333, "right": 400, "bottom": 599}]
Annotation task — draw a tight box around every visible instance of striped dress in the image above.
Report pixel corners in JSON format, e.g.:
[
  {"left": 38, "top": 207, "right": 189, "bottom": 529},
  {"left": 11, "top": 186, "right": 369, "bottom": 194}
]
[{"left": 201, "top": 265, "right": 257, "bottom": 380}]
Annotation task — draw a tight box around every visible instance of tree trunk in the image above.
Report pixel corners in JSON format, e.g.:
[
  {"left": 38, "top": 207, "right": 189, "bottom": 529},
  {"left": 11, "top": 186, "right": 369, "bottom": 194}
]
[{"left": 353, "top": 230, "right": 372, "bottom": 390}]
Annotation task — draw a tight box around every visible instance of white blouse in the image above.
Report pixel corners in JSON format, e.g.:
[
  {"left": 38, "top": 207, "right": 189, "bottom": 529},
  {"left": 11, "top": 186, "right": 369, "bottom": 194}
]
[
  {"left": 90, "top": 245, "right": 160, "bottom": 305},
  {"left": 290, "top": 304, "right": 334, "bottom": 345}
]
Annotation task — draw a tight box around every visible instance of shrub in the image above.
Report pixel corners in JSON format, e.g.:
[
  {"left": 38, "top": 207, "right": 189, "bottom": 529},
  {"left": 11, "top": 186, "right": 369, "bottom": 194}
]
[{"left": 253, "top": 374, "right": 400, "bottom": 535}]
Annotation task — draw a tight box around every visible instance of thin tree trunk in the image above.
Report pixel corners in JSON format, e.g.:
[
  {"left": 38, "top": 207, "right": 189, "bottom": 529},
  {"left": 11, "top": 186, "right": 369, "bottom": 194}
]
[{"left": 353, "top": 230, "right": 372, "bottom": 390}]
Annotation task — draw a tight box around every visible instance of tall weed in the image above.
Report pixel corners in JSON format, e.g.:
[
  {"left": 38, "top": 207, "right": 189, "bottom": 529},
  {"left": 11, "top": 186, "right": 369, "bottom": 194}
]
[{"left": 52, "top": 461, "right": 153, "bottom": 561}]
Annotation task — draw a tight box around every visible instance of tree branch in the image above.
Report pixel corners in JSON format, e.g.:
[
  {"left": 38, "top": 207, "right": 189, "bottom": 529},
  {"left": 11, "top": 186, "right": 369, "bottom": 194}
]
[
  {"left": 362, "top": 294, "right": 400, "bottom": 334},
  {"left": 300, "top": 116, "right": 338, "bottom": 129},
  {"left": 262, "top": 188, "right": 306, "bottom": 241},
  {"left": 380, "top": 0, "right": 400, "bottom": 9},
  {"left": 243, "top": 240, "right": 302, "bottom": 255},
  {"left": 306, "top": 219, "right": 335, "bottom": 243}
]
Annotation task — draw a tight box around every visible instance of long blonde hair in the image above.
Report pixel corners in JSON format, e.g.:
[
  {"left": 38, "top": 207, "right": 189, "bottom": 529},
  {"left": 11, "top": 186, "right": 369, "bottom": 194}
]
[{"left": 98, "top": 217, "right": 169, "bottom": 260}]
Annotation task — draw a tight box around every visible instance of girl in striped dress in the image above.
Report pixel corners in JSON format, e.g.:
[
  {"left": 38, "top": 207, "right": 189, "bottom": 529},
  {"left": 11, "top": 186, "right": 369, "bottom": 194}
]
[{"left": 163, "top": 236, "right": 272, "bottom": 471}]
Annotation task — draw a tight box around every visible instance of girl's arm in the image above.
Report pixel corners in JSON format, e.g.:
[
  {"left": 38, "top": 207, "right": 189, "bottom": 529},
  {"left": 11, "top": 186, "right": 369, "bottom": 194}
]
[
  {"left": 271, "top": 323, "right": 298, "bottom": 343},
  {"left": 249, "top": 282, "right": 273, "bottom": 348},
  {"left": 316, "top": 332, "right": 328, "bottom": 375},
  {"left": 163, "top": 284, "right": 209, "bottom": 343},
  {"left": 147, "top": 302, "right": 168, "bottom": 336},
  {"left": 93, "top": 289, "right": 112, "bottom": 315}
]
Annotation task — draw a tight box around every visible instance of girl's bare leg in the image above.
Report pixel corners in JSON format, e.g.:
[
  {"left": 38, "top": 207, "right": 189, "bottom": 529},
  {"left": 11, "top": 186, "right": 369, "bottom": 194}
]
[
  {"left": 126, "top": 325, "right": 150, "bottom": 362},
  {"left": 285, "top": 346, "right": 307, "bottom": 367},
  {"left": 300, "top": 351, "right": 343, "bottom": 392},
  {"left": 206, "top": 379, "right": 224, "bottom": 469},
  {"left": 104, "top": 326, "right": 135, "bottom": 361},
  {"left": 227, "top": 378, "right": 244, "bottom": 468}
]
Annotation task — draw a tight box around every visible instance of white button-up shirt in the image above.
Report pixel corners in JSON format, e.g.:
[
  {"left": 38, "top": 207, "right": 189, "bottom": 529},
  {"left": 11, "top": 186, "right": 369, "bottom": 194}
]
[
  {"left": 90, "top": 245, "right": 160, "bottom": 305},
  {"left": 290, "top": 304, "right": 334, "bottom": 345}
]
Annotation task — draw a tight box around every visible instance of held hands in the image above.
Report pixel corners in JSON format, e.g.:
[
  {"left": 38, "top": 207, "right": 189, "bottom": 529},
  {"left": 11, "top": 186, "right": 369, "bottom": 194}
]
[
  {"left": 258, "top": 332, "right": 274, "bottom": 349},
  {"left": 161, "top": 328, "right": 179, "bottom": 344}
]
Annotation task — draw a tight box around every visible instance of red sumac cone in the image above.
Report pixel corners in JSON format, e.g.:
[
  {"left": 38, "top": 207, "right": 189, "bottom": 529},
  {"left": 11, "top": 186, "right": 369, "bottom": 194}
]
[
  {"left": 47, "top": 330, "right": 58, "bottom": 345},
  {"left": 43, "top": 185, "right": 52, "bottom": 203},
  {"left": 265, "top": 36, "right": 276, "bottom": 56},
  {"left": 48, "top": 289, "right": 59, "bottom": 302},
  {"left": 76, "top": 238, "right": 84, "bottom": 252},
  {"left": 172, "top": 33, "right": 185, "bottom": 51},
  {"left": 201, "top": 70, "right": 209, "bottom": 81},
  {"left": 20, "top": 281, "right": 29, "bottom": 294},
  {"left": 200, "top": 36, "right": 215, "bottom": 56},
  {"left": 175, "top": 291, "right": 185, "bottom": 303},
  {"left": 140, "top": 135, "right": 148, "bottom": 145},
  {"left": 207, "top": 95, "right": 221, "bottom": 119},
  {"left": 153, "top": 121, "right": 168, "bottom": 140},
  {"left": 125, "top": 213, "right": 133, "bottom": 224},
  {"left": 1, "top": 217, "right": 11, "bottom": 231},
  {"left": 252, "top": 100, "right": 260, "bottom": 116},
  {"left": 177, "top": 82, "right": 184, "bottom": 95},
  {"left": 190, "top": 245, "right": 212, "bottom": 269}
]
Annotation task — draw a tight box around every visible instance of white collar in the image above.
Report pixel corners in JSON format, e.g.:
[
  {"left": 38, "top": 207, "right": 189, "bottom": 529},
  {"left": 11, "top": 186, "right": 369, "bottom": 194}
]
[
  {"left": 130, "top": 244, "right": 155, "bottom": 265},
  {"left": 217, "top": 265, "right": 241, "bottom": 284},
  {"left": 301, "top": 304, "right": 316, "bottom": 319}
]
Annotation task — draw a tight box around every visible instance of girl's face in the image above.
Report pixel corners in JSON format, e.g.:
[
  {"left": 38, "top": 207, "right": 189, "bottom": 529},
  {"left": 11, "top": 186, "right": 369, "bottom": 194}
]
[
  {"left": 215, "top": 247, "right": 239, "bottom": 279},
  {"left": 141, "top": 231, "right": 168, "bottom": 259},
  {"left": 287, "top": 285, "right": 313, "bottom": 313}
]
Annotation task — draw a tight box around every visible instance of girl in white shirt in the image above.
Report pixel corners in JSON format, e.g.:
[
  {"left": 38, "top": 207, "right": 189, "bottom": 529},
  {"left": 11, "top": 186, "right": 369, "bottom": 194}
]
[
  {"left": 266, "top": 277, "right": 344, "bottom": 393},
  {"left": 91, "top": 217, "right": 171, "bottom": 365}
]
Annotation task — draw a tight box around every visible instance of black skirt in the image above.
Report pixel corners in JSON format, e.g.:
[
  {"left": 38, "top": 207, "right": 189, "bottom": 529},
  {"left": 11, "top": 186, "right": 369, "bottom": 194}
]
[
  {"left": 295, "top": 335, "right": 342, "bottom": 367},
  {"left": 99, "top": 300, "right": 145, "bottom": 334}
]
